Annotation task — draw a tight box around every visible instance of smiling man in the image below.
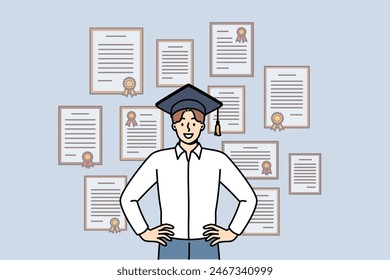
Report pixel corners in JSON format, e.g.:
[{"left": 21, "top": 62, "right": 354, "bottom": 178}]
[{"left": 120, "top": 84, "right": 257, "bottom": 260}]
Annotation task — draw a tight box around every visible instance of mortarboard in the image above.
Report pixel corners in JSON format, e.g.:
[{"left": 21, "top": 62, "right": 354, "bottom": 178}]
[{"left": 155, "top": 84, "right": 223, "bottom": 136}]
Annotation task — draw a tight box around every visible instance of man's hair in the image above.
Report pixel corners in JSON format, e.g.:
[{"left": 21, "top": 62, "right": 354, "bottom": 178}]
[{"left": 171, "top": 109, "right": 205, "bottom": 124}]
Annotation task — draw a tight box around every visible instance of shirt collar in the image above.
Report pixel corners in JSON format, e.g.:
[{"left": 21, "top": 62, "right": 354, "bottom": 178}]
[{"left": 175, "top": 143, "right": 202, "bottom": 160}]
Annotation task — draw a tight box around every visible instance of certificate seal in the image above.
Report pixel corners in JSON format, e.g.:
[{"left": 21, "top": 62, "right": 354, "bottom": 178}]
[
  {"left": 109, "top": 218, "right": 121, "bottom": 234},
  {"left": 81, "top": 151, "right": 94, "bottom": 168},
  {"left": 261, "top": 161, "right": 272, "bottom": 175},
  {"left": 271, "top": 112, "right": 285, "bottom": 131},
  {"left": 122, "top": 77, "right": 137, "bottom": 97},
  {"left": 236, "top": 27, "right": 248, "bottom": 43},
  {"left": 125, "top": 111, "right": 138, "bottom": 127}
]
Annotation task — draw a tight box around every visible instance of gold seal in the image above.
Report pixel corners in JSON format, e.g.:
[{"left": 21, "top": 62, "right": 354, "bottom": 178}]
[
  {"left": 236, "top": 27, "right": 248, "bottom": 43},
  {"left": 261, "top": 161, "right": 272, "bottom": 175},
  {"left": 122, "top": 77, "right": 137, "bottom": 97},
  {"left": 109, "top": 218, "right": 121, "bottom": 234},
  {"left": 125, "top": 111, "right": 138, "bottom": 127},
  {"left": 81, "top": 151, "right": 94, "bottom": 168},
  {"left": 271, "top": 112, "right": 285, "bottom": 131}
]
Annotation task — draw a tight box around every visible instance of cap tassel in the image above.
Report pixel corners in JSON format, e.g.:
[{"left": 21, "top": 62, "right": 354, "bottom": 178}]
[{"left": 214, "top": 109, "right": 222, "bottom": 136}]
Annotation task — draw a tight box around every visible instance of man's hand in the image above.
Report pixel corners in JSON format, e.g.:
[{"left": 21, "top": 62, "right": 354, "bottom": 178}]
[
  {"left": 203, "top": 224, "right": 238, "bottom": 246},
  {"left": 140, "top": 224, "right": 174, "bottom": 246}
]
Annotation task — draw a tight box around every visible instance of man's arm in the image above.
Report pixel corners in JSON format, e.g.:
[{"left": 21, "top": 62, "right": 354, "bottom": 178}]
[
  {"left": 203, "top": 152, "right": 257, "bottom": 245},
  {"left": 120, "top": 152, "right": 174, "bottom": 245}
]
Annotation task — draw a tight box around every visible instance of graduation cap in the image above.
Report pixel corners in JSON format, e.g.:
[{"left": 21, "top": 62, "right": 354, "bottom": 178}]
[{"left": 155, "top": 84, "right": 223, "bottom": 136}]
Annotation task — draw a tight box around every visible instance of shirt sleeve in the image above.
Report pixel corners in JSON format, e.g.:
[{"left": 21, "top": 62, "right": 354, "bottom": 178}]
[
  {"left": 219, "top": 152, "right": 257, "bottom": 235},
  {"left": 120, "top": 152, "right": 158, "bottom": 235}
]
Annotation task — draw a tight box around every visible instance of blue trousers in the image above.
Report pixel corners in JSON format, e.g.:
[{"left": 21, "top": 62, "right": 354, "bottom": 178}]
[{"left": 158, "top": 238, "right": 220, "bottom": 260}]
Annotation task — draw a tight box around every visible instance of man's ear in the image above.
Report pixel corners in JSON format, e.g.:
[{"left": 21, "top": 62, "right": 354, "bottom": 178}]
[
  {"left": 200, "top": 123, "right": 205, "bottom": 131},
  {"left": 172, "top": 123, "right": 177, "bottom": 131}
]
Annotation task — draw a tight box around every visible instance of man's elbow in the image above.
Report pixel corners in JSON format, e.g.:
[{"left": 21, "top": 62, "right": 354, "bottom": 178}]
[
  {"left": 120, "top": 188, "right": 139, "bottom": 207},
  {"left": 120, "top": 189, "right": 131, "bottom": 208},
  {"left": 248, "top": 190, "right": 257, "bottom": 210}
]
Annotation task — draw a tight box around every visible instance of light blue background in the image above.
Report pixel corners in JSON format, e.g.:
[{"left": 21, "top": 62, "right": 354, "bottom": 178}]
[{"left": 1, "top": 0, "right": 389, "bottom": 260}]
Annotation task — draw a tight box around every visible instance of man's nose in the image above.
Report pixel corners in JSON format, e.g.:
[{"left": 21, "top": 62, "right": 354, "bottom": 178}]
[{"left": 186, "top": 122, "right": 191, "bottom": 131}]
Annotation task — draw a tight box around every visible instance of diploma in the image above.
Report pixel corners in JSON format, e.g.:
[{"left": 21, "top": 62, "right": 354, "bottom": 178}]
[
  {"left": 264, "top": 66, "right": 310, "bottom": 129},
  {"left": 208, "top": 86, "right": 245, "bottom": 134},
  {"left": 210, "top": 22, "right": 254, "bottom": 76},
  {"left": 244, "top": 188, "right": 280, "bottom": 236},
  {"left": 84, "top": 176, "right": 127, "bottom": 232},
  {"left": 222, "top": 141, "right": 279, "bottom": 179},
  {"left": 120, "top": 106, "right": 164, "bottom": 160},
  {"left": 90, "top": 28, "right": 143, "bottom": 95},
  {"left": 289, "top": 153, "right": 322, "bottom": 194},
  {"left": 58, "top": 106, "right": 102, "bottom": 166},
  {"left": 157, "top": 39, "right": 194, "bottom": 87}
]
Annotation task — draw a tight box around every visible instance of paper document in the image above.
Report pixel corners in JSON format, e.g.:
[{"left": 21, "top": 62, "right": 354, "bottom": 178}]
[
  {"left": 90, "top": 28, "right": 143, "bottom": 95},
  {"left": 84, "top": 176, "right": 127, "bottom": 231},
  {"left": 120, "top": 107, "right": 163, "bottom": 160},
  {"left": 210, "top": 22, "right": 254, "bottom": 76},
  {"left": 244, "top": 188, "right": 280, "bottom": 235},
  {"left": 264, "top": 66, "right": 310, "bottom": 129},
  {"left": 222, "top": 141, "right": 279, "bottom": 179},
  {"left": 58, "top": 106, "right": 102, "bottom": 166},
  {"left": 208, "top": 86, "right": 245, "bottom": 134},
  {"left": 157, "top": 39, "right": 193, "bottom": 87},
  {"left": 289, "top": 153, "right": 322, "bottom": 194}
]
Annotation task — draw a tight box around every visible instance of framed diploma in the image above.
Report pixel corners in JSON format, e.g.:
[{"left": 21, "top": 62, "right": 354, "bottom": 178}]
[
  {"left": 58, "top": 106, "right": 103, "bottom": 167},
  {"left": 120, "top": 106, "right": 164, "bottom": 160},
  {"left": 208, "top": 86, "right": 245, "bottom": 134},
  {"left": 210, "top": 22, "right": 254, "bottom": 77},
  {"left": 243, "top": 187, "right": 280, "bottom": 236},
  {"left": 84, "top": 176, "right": 127, "bottom": 232},
  {"left": 156, "top": 39, "right": 194, "bottom": 87},
  {"left": 289, "top": 153, "right": 322, "bottom": 195},
  {"left": 264, "top": 66, "right": 310, "bottom": 130},
  {"left": 90, "top": 28, "right": 143, "bottom": 96},
  {"left": 222, "top": 141, "right": 279, "bottom": 180}
]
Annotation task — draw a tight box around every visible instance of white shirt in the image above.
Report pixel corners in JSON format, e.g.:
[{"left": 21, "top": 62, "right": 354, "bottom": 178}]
[{"left": 120, "top": 143, "right": 257, "bottom": 239}]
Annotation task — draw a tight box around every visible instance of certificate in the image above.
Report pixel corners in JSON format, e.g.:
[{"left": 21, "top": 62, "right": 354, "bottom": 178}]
[
  {"left": 210, "top": 22, "right": 254, "bottom": 77},
  {"left": 58, "top": 106, "right": 102, "bottom": 166},
  {"left": 222, "top": 141, "right": 279, "bottom": 179},
  {"left": 264, "top": 66, "right": 310, "bottom": 129},
  {"left": 90, "top": 28, "right": 143, "bottom": 95},
  {"left": 244, "top": 188, "right": 280, "bottom": 236},
  {"left": 84, "top": 176, "right": 127, "bottom": 231},
  {"left": 120, "top": 106, "right": 164, "bottom": 160},
  {"left": 208, "top": 86, "right": 245, "bottom": 134},
  {"left": 156, "top": 39, "right": 194, "bottom": 87},
  {"left": 289, "top": 153, "right": 322, "bottom": 194}
]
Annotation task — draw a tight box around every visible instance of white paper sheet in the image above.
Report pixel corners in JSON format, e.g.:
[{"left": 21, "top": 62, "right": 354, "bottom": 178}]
[
  {"left": 289, "top": 154, "right": 321, "bottom": 194},
  {"left": 222, "top": 141, "right": 278, "bottom": 179},
  {"left": 59, "top": 106, "right": 102, "bottom": 165},
  {"left": 120, "top": 107, "right": 163, "bottom": 160},
  {"left": 210, "top": 22, "right": 253, "bottom": 76},
  {"left": 208, "top": 86, "right": 245, "bottom": 133},
  {"left": 84, "top": 176, "right": 127, "bottom": 231},
  {"left": 244, "top": 188, "right": 280, "bottom": 235},
  {"left": 157, "top": 40, "right": 193, "bottom": 86},
  {"left": 90, "top": 28, "right": 143, "bottom": 94},
  {"left": 265, "top": 66, "right": 310, "bottom": 128}
]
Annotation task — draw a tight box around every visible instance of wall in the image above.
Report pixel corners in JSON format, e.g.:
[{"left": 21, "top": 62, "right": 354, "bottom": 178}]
[{"left": 1, "top": 0, "right": 389, "bottom": 259}]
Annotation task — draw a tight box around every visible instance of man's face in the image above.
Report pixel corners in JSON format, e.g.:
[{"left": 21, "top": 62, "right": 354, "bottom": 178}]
[{"left": 172, "top": 110, "right": 205, "bottom": 144}]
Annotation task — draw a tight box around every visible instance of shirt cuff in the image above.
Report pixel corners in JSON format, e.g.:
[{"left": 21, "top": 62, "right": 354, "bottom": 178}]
[{"left": 229, "top": 224, "right": 243, "bottom": 236}]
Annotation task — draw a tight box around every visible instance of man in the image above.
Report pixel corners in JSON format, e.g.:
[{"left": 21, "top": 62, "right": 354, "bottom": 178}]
[{"left": 120, "top": 84, "right": 257, "bottom": 259}]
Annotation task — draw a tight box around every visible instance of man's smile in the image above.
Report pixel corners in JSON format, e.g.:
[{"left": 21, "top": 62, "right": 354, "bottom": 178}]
[{"left": 184, "top": 133, "right": 194, "bottom": 139}]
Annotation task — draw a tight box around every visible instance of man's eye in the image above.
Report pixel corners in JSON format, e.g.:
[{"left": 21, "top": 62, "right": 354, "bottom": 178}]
[
  {"left": 193, "top": 123, "right": 196, "bottom": 126},
  {"left": 181, "top": 123, "right": 184, "bottom": 126}
]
